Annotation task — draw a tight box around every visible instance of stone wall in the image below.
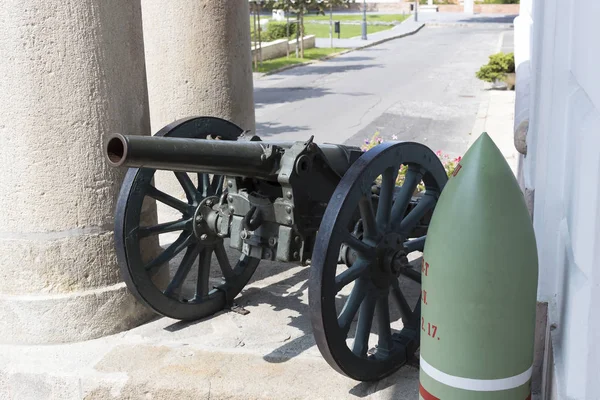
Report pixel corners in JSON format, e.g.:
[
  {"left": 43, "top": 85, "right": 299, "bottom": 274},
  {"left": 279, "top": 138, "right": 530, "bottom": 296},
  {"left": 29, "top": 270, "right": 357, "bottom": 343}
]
[
  {"left": 252, "top": 35, "right": 316, "bottom": 62},
  {"left": 515, "top": 0, "right": 600, "bottom": 399}
]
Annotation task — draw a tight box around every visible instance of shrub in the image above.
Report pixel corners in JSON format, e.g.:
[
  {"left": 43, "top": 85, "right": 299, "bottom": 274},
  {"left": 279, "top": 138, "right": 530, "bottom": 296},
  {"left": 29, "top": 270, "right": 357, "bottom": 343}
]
[
  {"left": 262, "top": 21, "right": 297, "bottom": 42},
  {"left": 476, "top": 52, "right": 515, "bottom": 83}
]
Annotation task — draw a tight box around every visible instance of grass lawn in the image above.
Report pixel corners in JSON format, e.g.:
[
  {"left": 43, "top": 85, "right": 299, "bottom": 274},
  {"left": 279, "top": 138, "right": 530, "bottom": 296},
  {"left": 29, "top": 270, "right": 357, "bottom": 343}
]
[
  {"left": 303, "top": 14, "right": 411, "bottom": 24},
  {"left": 304, "top": 23, "right": 392, "bottom": 39},
  {"left": 253, "top": 47, "right": 346, "bottom": 74}
]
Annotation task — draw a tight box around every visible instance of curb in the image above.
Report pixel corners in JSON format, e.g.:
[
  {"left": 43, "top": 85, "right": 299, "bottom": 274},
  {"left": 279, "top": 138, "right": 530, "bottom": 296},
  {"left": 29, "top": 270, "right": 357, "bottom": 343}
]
[
  {"left": 425, "top": 22, "right": 514, "bottom": 29},
  {"left": 258, "top": 22, "right": 425, "bottom": 77},
  {"left": 353, "top": 22, "right": 425, "bottom": 51}
]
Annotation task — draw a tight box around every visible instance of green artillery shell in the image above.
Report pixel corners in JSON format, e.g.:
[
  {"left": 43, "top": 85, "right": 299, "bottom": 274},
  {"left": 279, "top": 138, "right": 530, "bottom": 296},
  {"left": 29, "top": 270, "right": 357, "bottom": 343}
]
[{"left": 419, "top": 133, "right": 538, "bottom": 400}]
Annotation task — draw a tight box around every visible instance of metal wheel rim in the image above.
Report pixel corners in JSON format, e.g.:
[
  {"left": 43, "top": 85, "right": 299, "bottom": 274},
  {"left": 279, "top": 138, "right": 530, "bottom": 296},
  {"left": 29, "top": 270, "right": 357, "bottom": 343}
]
[
  {"left": 115, "top": 116, "right": 260, "bottom": 320},
  {"left": 309, "top": 141, "right": 448, "bottom": 381}
]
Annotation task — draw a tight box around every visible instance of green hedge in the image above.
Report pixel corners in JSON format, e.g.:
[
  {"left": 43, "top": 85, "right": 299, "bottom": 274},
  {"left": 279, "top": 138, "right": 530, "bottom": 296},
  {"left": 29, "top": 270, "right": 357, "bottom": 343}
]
[
  {"left": 267, "top": 22, "right": 297, "bottom": 41},
  {"left": 252, "top": 22, "right": 297, "bottom": 43}
]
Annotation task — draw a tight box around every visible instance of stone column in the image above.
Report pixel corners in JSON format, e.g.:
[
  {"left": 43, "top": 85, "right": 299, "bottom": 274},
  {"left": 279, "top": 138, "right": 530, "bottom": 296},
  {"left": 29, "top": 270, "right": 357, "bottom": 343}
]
[
  {"left": 0, "top": 1, "right": 153, "bottom": 344},
  {"left": 141, "top": 0, "right": 255, "bottom": 133}
]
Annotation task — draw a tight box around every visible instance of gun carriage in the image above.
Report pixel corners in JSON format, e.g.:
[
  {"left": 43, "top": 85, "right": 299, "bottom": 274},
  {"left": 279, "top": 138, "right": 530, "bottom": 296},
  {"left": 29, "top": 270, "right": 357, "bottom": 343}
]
[{"left": 104, "top": 116, "right": 447, "bottom": 381}]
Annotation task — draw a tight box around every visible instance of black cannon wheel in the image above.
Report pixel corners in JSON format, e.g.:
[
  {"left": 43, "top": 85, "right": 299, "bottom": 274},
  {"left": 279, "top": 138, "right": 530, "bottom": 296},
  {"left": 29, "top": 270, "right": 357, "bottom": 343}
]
[
  {"left": 309, "top": 141, "right": 448, "bottom": 381},
  {"left": 115, "top": 116, "right": 260, "bottom": 320}
]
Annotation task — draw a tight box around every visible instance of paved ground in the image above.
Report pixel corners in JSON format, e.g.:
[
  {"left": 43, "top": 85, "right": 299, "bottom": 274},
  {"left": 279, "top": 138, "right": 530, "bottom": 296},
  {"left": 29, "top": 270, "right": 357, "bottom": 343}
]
[{"left": 255, "top": 24, "right": 511, "bottom": 159}]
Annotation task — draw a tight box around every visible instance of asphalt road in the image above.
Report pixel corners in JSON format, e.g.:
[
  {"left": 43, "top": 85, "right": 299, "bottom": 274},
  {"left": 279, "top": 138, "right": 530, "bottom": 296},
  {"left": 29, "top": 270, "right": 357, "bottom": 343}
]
[{"left": 254, "top": 25, "right": 509, "bottom": 158}]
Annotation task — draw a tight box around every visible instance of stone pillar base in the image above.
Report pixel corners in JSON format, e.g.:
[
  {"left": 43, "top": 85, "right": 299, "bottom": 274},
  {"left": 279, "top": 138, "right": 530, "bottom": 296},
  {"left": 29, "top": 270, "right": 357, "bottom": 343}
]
[{"left": 0, "top": 283, "right": 154, "bottom": 344}]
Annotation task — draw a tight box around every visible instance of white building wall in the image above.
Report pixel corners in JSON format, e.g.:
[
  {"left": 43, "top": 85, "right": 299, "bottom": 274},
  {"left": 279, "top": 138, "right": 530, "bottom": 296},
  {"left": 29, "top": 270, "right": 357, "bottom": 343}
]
[{"left": 517, "top": 1, "right": 600, "bottom": 399}]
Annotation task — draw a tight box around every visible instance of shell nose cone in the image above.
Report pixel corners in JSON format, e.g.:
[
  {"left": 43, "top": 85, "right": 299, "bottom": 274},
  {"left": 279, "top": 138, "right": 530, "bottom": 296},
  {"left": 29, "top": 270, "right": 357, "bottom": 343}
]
[{"left": 426, "top": 129, "right": 534, "bottom": 245}]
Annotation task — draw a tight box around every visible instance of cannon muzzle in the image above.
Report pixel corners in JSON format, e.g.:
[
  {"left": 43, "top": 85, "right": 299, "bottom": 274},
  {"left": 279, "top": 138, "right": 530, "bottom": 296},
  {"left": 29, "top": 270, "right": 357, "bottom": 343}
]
[{"left": 105, "top": 133, "right": 280, "bottom": 178}]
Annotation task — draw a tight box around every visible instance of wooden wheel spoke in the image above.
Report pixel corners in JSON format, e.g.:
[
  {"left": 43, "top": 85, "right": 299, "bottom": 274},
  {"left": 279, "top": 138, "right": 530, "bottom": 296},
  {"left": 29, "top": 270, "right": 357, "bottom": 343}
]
[
  {"left": 139, "top": 219, "right": 191, "bottom": 238},
  {"left": 194, "top": 247, "right": 213, "bottom": 300},
  {"left": 404, "top": 236, "right": 426, "bottom": 253},
  {"left": 214, "top": 241, "right": 235, "bottom": 279},
  {"left": 410, "top": 298, "right": 421, "bottom": 330},
  {"left": 210, "top": 175, "right": 225, "bottom": 197},
  {"left": 359, "top": 196, "right": 378, "bottom": 241},
  {"left": 376, "top": 167, "right": 398, "bottom": 231},
  {"left": 391, "top": 279, "right": 415, "bottom": 323},
  {"left": 164, "top": 244, "right": 200, "bottom": 297},
  {"left": 174, "top": 172, "right": 198, "bottom": 203},
  {"left": 376, "top": 294, "right": 393, "bottom": 353},
  {"left": 198, "top": 173, "right": 211, "bottom": 197},
  {"left": 335, "top": 258, "right": 370, "bottom": 293},
  {"left": 390, "top": 169, "right": 422, "bottom": 226},
  {"left": 343, "top": 233, "right": 376, "bottom": 259},
  {"left": 338, "top": 278, "right": 368, "bottom": 335},
  {"left": 396, "top": 193, "right": 436, "bottom": 235},
  {"left": 145, "top": 232, "right": 193, "bottom": 274},
  {"left": 147, "top": 185, "right": 190, "bottom": 214},
  {"left": 352, "top": 292, "right": 377, "bottom": 357}
]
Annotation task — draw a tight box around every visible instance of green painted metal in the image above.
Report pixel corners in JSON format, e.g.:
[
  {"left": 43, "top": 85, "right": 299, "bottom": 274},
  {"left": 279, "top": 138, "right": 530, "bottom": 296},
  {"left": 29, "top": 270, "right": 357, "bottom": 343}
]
[{"left": 420, "top": 133, "right": 538, "bottom": 399}]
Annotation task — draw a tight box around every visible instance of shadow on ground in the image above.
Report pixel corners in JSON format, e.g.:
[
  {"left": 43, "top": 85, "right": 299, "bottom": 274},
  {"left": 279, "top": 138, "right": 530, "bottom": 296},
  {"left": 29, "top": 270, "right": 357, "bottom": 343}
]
[
  {"left": 254, "top": 86, "right": 332, "bottom": 109},
  {"left": 255, "top": 121, "right": 311, "bottom": 138},
  {"left": 255, "top": 86, "right": 371, "bottom": 109},
  {"left": 457, "top": 14, "right": 517, "bottom": 24},
  {"left": 283, "top": 62, "right": 382, "bottom": 77}
]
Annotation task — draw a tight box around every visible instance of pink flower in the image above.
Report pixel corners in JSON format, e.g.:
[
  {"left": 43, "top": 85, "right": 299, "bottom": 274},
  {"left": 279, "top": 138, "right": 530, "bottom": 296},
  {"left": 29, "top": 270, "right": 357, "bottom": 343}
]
[
  {"left": 435, "top": 150, "right": 442, "bottom": 157},
  {"left": 377, "top": 137, "right": 383, "bottom": 144},
  {"left": 454, "top": 156, "right": 462, "bottom": 162}
]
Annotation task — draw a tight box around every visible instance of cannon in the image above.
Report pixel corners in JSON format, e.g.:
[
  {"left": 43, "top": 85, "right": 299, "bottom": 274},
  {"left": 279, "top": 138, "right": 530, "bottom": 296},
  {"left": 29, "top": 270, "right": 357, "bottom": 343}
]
[{"left": 104, "top": 116, "right": 447, "bottom": 381}]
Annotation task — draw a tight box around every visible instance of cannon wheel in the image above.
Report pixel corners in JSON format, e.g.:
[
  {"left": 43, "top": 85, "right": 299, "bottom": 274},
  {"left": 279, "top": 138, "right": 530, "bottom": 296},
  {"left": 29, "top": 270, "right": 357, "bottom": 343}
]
[
  {"left": 115, "top": 116, "right": 260, "bottom": 320},
  {"left": 309, "top": 141, "right": 448, "bottom": 381}
]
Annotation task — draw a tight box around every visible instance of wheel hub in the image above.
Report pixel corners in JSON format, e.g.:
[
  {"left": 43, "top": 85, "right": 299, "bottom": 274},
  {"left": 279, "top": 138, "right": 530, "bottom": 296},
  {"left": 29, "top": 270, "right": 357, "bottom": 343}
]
[
  {"left": 192, "top": 196, "right": 220, "bottom": 244},
  {"left": 371, "top": 233, "right": 406, "bottom": 287}
]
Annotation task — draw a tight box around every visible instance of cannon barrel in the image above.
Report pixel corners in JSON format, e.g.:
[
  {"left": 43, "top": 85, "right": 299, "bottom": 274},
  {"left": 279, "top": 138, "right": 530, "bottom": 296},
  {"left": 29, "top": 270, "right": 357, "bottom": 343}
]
[
  {"left": 105, "top": 133, "right": 280, "bottom": 178},
  {"left": 105, "top": 133, "right": 362, "bottom": 178}
]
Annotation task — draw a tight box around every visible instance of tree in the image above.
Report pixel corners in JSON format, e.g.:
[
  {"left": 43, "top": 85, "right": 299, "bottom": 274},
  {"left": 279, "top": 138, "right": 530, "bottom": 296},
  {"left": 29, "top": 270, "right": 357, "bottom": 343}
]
[
  {"left": 270, "top": 0, "right": 353, "bottom": 57},
  {"left": 250, "top": 1, "right": 265, "bottom": 69}
]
